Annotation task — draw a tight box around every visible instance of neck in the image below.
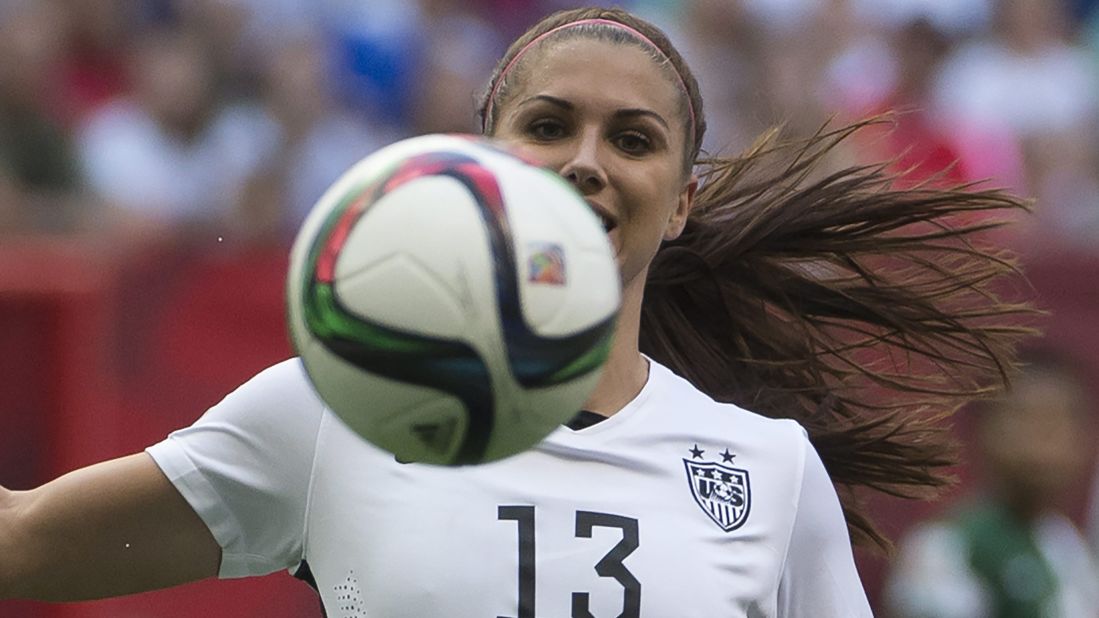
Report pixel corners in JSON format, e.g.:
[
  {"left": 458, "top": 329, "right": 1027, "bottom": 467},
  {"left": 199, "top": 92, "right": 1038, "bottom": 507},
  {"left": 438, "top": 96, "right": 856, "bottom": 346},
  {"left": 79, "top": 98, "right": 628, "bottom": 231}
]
[
  {"left": 581, "top": 271, "right": 649, "bottom": 416},
  {"left": 994, "top": 484, "right": 1047, "bottom": 524}
]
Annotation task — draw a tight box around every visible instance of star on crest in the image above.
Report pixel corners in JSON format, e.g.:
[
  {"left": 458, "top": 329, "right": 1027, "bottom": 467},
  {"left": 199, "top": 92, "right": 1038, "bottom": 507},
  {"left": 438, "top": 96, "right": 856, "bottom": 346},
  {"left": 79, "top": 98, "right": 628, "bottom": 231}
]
[
  {"left": 721, "top": 448, "right": 736, "bottom": 463},
  {"left": 689, "top": 444, "right": 705, "bottom": 459}
]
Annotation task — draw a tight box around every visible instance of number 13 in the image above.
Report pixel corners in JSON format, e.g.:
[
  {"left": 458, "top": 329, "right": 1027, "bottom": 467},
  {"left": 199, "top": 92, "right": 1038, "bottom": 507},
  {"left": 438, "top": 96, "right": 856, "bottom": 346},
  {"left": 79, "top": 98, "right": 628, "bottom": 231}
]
[{"left": 497, "top": 506, "right": 641, "bottom": 618}]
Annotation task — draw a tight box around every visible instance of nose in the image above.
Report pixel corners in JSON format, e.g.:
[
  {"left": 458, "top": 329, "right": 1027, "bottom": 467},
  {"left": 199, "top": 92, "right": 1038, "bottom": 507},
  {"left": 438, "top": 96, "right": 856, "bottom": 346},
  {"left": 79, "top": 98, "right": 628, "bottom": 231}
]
[{"left": 559, "top": 129, "right": 607, "bottom": 195}]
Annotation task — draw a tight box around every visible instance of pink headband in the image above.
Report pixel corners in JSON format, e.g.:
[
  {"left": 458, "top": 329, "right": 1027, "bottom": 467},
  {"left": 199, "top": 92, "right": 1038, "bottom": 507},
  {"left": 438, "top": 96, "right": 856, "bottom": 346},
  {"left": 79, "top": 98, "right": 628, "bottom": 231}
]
[{"left": 483, "top": 18, "right": 697, "bottom": 139}]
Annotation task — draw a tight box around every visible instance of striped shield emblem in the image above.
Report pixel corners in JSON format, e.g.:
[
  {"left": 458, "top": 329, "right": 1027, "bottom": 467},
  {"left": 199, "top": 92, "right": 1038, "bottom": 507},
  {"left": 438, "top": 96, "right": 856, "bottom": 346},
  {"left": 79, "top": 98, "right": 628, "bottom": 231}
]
[{"left": 684, "top": 459, "right": 751, "bottom": 532}]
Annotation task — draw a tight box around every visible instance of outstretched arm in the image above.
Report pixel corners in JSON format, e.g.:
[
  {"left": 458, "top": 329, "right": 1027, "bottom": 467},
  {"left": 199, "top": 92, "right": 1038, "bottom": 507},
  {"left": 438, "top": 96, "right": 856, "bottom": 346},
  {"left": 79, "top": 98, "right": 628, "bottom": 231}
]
[{"left": 0, "top": 452, "right": 220, "bottom": 602}]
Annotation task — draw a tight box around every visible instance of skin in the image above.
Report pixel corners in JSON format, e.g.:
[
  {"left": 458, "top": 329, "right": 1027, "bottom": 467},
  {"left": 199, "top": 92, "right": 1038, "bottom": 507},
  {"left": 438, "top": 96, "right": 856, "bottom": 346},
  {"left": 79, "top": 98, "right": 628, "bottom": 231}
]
[
  {"left": 979, "top": 369, "right": 1090, "bottom": 521},
  {"left": 0, "top": 32, "right": 699, "bottom": 602},
  {"left": 0, "top": 453, "right": 220, "bottom": 600},
  {"left": 492, "top": 38, "right": 697, "bottom": 416}
]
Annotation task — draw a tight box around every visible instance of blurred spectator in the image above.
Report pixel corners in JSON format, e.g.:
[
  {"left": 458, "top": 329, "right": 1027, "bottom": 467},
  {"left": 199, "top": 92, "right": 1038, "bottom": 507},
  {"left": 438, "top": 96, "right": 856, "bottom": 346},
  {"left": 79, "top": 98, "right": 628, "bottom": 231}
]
[
  {"left": 1091, "top": 440, "right": 1099, "bottom": 568},
  {"left": 54, "top": 0, "right": 136, "bottom": 126},
  {"left": 325, "top": 0, "right": 425, "bottom": 130},
  {"left": 673, "top": 0, "right": 772, "bottom": 155},
  {"left": 742, "top": 0, "right": 828, "bottom": 36},
  {"left": 827, "top": 15, "right": 1026, "bottom": 195},
  {"left": 1073, "top": 0, "right": 1099, "bottom": 22},
  {"left": 465, "top": 0, "right": 546, "bottom": 40},
  {"left": 850, "top": 0, "right": 991, "bottom": 35},
  {"left": 172, "top": 0, "right": 260, "bottom": 101},
  {"left": 886, "top": 349, "right": 1099, "bottom": 618},
  {"left": 753, "top": 0, "right": 841, "bottom": 139},
  {"left": 76, "top": 27, "right": 272, "bottom": 235},
  {"left": 0, "top": 169, "right": 24, "bottom": 233},
  {"left": 859, "top": 19, "right": 971, "bottom": 184},
  {"left": 410, "top": 0, "right": 504, "bottom": 135},
  {"left": 172, "top": 0, "right": 327, "bottom": 101},
  {"left": 0, "top": 1, "right": 84, "bottom": 233},
  {"left": 934, "top": 0, "right": 1098, "bottom": 139},
  {"left": 931, "top": 0, "right": 1099, "bottom": 249},
  {"left": 1023, "top": 127, "right": 1099, "bottom": 251},
  {"left": 246, "top": 32, "right": 390, "bottom": 234}
]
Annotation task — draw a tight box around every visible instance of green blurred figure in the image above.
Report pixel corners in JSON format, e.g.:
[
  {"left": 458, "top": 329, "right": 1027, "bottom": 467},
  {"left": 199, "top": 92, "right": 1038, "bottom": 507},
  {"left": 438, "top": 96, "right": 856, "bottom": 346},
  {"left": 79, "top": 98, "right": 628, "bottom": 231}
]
[{"left": 887, "top": 350, "right": 1099, "bottom": 617}]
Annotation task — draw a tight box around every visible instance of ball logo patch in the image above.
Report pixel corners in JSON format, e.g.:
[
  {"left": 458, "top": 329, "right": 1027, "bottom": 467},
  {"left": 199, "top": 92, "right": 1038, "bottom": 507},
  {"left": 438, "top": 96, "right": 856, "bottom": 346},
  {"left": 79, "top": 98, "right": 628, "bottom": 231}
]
[
  {"left": 527, "top": 243, "right": 567, "bottom": 285},
  {"left": 684, "top": 445, "right": 751, "bottom": 532}
]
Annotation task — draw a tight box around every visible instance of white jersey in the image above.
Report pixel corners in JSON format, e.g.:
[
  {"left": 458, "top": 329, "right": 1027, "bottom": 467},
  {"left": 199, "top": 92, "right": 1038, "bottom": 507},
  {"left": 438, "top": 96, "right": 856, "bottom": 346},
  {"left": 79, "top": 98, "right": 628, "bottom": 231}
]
[{"left": 147, "top": 358, "right": 871, "bottom": 618}]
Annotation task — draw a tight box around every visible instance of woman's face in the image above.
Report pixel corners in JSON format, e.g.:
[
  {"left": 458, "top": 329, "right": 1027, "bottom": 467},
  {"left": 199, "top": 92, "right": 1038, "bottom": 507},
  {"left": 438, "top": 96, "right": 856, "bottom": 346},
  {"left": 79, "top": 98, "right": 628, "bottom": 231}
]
[{"left": 492, "top": 38, "right": 696, "bottom": 291}]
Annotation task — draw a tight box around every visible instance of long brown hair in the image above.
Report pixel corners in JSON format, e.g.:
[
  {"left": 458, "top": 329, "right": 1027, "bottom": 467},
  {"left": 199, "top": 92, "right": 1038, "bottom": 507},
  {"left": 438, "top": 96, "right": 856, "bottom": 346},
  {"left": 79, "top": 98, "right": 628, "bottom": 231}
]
[{"left": 479, "top": 7, "right": 1035, "bottom": 549}]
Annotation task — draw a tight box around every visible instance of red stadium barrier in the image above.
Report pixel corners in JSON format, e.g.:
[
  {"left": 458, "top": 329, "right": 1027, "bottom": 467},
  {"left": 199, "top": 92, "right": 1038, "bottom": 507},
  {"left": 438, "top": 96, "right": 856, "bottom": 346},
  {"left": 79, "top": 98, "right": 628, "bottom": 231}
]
[{"left": 0, "top": 236, "right": 320, "bottom": 618}]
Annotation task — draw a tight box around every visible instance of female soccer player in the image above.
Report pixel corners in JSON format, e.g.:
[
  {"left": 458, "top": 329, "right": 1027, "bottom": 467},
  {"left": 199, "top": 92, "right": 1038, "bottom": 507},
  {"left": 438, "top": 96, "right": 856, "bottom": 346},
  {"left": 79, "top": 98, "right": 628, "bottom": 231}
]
[{"left": 0, "top": 7, "right": 1030, "bottom": 617}]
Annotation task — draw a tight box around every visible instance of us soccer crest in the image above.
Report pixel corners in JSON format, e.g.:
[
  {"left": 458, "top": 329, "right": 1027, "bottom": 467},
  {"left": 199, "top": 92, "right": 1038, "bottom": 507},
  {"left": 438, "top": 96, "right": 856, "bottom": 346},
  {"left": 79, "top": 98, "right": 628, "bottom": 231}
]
[{"left": 683, "top": 445, "right": 751, "bottom": 532}]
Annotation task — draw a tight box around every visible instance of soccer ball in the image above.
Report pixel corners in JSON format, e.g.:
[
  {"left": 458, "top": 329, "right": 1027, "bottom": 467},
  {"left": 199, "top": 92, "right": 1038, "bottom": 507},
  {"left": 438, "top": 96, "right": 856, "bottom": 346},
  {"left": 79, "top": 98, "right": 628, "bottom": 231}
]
[{"left": 286, "top": 134, "right": 620, "bottom": 465}]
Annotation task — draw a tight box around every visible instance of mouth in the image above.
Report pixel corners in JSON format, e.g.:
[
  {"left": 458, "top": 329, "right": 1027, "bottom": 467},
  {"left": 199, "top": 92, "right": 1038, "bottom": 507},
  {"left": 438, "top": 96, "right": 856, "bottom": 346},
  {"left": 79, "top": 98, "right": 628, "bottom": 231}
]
[{"left": 586, "top": 201, "right": 618, "bottom": 233}]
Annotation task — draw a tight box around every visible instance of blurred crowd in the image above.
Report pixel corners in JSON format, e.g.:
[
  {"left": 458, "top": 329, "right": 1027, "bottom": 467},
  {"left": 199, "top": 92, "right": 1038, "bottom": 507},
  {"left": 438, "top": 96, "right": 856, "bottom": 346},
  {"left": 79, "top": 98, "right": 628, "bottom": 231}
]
[
  {"left": 887, "top": 347, "right": 1099, "bottom": 617},
  {"left": 2, "top": 0, "right": 1099, "bottom": 255}
]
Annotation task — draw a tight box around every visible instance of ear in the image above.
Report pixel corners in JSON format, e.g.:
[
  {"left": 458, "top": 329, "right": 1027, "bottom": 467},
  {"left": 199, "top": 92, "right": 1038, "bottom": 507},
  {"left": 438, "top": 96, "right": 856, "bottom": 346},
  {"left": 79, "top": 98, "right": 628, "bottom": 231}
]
[{"left": 663, "top": 175, "right": 697, "bottom": 240}]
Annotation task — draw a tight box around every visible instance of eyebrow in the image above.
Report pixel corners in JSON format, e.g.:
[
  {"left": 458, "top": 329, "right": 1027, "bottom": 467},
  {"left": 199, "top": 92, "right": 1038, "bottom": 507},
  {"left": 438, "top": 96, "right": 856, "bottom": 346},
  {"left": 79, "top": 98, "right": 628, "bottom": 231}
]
[{"left": 517, "top": 94, "right": 670, "bottom": 130}]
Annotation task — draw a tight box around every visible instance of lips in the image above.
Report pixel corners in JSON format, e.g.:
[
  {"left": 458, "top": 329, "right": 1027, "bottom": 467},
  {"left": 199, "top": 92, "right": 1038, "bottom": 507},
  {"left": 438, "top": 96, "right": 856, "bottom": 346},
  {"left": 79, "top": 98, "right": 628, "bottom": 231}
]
[{"left": 585, "top": 200, "right": 618, "bottom": 233}]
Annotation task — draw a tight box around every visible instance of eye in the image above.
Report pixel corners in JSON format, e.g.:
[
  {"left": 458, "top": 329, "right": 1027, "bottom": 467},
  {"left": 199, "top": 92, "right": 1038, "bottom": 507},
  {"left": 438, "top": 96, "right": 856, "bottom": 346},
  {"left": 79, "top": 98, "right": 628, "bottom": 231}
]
[
  {"left": 528, "top": 119, "right": 567, "bottom": 141},
  {"left": 615, "top": 131, "right": 652, "bottom": 155}
]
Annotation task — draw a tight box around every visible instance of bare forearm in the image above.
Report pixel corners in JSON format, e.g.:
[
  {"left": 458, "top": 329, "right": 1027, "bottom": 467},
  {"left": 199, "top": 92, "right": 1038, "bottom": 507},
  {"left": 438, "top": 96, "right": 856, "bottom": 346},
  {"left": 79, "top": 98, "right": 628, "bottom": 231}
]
[{"left": 2, "top": 454, "right": 221, "bottom": 602}]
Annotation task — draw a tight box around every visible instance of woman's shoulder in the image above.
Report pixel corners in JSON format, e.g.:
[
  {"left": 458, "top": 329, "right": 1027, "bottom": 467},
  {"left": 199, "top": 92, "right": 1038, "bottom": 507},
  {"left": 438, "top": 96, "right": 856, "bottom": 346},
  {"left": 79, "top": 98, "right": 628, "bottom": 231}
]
[
  {"left": 647, "top": 359, "right": 807, "bottom": 442},
  {"left": 186, "top": 357, "right": 328, "bottom": 432},
  {"left": 246, "top": 356, "right": 315, "bottom": 390},
  {"left": 232, "top": 356, "right": 323, "bottom": 401}
]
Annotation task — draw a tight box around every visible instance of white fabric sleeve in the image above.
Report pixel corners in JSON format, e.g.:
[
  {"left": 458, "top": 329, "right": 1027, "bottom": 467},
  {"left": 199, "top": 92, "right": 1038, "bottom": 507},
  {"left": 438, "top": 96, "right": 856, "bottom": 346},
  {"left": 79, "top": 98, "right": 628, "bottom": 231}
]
[
  {"left": 145, "top": 358, "right": 326, "bottom": 579},
  {"left": 884, "top": 522, "right": 990, "bottom": 618},
  {"left": 777, "top": 437, "right": 873, "bottom": 617}
]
